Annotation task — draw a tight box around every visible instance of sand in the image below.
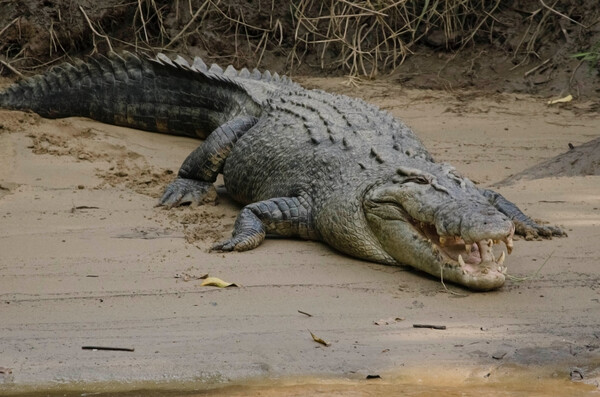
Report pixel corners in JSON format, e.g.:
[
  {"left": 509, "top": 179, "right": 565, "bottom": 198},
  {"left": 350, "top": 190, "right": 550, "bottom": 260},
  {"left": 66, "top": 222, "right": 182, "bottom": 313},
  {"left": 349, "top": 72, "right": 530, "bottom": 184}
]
[{"left": 0, "top": 78, "right": 599, "bottom": 394}]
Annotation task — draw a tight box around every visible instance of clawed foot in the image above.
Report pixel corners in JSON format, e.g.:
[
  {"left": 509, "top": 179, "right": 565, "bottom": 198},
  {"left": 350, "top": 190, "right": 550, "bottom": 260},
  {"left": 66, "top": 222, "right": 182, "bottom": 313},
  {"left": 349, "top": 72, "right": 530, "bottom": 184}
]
[
  {"left": 211, "top": 210, "right": 266, "bottom": 252},
  {"left": 158, "top": 178, "right": 217, "bottom": 208},
  {"left": 514, "top": 220, "right": 567, "bottom": 240},
  {"left": 211, "top": 231, "right": 265, "bottom": 252},
  {"left": 211, "top": 238, "right": 244, "bottom": 252}
]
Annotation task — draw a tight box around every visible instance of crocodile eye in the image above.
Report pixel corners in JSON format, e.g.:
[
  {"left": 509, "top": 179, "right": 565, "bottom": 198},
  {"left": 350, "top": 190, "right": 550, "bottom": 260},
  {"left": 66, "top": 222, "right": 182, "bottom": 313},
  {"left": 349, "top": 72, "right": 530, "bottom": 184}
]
[{"left": 405, "top": 175, "right": 429, "bottom": 185}]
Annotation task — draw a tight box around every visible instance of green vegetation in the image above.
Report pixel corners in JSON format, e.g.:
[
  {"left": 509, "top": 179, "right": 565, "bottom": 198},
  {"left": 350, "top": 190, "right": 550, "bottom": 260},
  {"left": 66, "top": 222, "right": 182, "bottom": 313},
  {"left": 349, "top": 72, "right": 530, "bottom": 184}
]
[{"left": 571, "top": 41, "right": 600, "bottom": 72}]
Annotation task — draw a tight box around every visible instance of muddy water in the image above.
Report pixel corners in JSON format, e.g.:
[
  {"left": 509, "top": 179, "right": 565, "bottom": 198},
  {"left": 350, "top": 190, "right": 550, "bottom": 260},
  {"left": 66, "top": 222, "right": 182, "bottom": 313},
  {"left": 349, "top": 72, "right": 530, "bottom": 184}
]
[{"left": 3, "top": 371, "right": 597, "bottom": 397}]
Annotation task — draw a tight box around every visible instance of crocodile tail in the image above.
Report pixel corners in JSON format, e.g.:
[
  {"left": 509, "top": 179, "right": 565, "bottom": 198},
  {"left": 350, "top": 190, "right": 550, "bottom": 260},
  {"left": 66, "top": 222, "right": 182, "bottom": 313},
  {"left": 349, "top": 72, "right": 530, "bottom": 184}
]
[{"left": 0, "top": 52, "right": 261, "bottom": 138}]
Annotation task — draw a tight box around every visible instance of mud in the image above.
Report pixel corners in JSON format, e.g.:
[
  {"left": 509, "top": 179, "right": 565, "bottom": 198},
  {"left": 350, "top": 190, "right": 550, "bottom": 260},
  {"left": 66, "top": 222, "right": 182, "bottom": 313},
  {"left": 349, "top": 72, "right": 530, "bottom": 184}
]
[
  {"left": 497, "top": 137, "right": 600, "bottom": 186},
  {"left": 2, "top": 368, "right": 599, "bottom": 397}
]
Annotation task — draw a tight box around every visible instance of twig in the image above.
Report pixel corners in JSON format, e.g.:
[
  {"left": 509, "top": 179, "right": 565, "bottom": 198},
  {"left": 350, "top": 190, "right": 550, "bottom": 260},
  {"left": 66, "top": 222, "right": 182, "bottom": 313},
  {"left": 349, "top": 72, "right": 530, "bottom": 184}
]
[
  {"left": 0, "top": 17, "right": 18, "bottom": 38},
  {"left": 439, "top": 265, "right": 469, "bottom": 297},
  {"left": 136, "top": 0, "right": 150, "bottom": 44},
  {"left": 82, "top": 346, "right": 135, "bottom": 352},
  {"left": 506, "top": 250, "right": 554, "bottom": 282},
  {"left": 413, "top": 324, "right": 447, "bottom": 330},
  {"left": 539, "top": 0, "right": 588, "bottom": 28},
  {"left": 79, "top": 5, "right": 113, "bottom": 53},
  {"left": 163, "top": 1, "right": 209, "bottom": 49},
  {"left": 0, "top": 59, "right": 24, "bottom": 78},
  {"left": 569, "top": 58, "right": 585, "bottom": 86},
  {"left": 524, "top": 58, "right": 551, "bottom": 77},
  {"left": 337, "top": 0, "right": 387, "bottom": 17},
  {"left": 298, "top": 310, "right": 313, "bottom": 317}
]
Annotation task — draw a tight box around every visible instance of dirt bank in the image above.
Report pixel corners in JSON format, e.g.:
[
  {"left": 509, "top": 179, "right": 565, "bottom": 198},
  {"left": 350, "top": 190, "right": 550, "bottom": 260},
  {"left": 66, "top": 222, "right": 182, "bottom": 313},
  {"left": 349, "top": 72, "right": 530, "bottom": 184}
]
[{"left": 1, "top": 1, "right": 599, "bottom": 98}]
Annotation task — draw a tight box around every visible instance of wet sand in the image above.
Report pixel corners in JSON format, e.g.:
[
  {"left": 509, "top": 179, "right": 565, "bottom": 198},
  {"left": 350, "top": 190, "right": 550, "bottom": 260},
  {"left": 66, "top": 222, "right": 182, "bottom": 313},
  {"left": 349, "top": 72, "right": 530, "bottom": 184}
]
[{"left": 0, "top": 78, "right": 599, "bottom": 394}]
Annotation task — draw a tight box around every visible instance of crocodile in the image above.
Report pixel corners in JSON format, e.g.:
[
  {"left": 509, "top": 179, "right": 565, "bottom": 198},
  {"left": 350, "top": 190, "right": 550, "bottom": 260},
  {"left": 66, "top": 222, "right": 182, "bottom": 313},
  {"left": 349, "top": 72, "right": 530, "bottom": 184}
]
[{"left": 0, "top": 52, "right": 565, "bottom": 290}]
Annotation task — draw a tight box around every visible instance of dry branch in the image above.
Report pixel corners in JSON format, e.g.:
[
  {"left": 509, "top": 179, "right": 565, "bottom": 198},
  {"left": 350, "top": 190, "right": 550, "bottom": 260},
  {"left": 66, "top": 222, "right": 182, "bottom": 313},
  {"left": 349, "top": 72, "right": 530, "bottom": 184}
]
[
  {"left": 0, "top": 59, "right": 24, "bottom": 78},
  {"left": 0, "top": 17, "right": 19, "bottom": 38},
  {"left": 290, "top": 0, "right": 507, "bottom": 77},
  {"left": 164, "top": 1, "right": 210, "bottom": 50},
  {"left": 79, "top": 5, "right": 114, "bottom": 53}
]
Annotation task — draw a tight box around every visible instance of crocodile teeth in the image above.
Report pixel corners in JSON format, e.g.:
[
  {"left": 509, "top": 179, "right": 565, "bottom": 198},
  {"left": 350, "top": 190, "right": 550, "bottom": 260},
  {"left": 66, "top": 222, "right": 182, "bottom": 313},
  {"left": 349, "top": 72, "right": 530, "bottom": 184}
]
[
  {"left": 506, "top": 236, "right": 513, "bottom": 254},
  {"left": 458, "top": 254, "right": 466, "bottom": 267},
  {"left": 497, "top": 251, "right": 506, "bottom": 266},
  {"left": 439, "top": 236, "right": 447, "bottom": 246},
  {"left": 487, "top": 239, "right": 494, "bottom": 247},
  {"left": 465, "top": 243, "right": 472, "bottom": 253}
]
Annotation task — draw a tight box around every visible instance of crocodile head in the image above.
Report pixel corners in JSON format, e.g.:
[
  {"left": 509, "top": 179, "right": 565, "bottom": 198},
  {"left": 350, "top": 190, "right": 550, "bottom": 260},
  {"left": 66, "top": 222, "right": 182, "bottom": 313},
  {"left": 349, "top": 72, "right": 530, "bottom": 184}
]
[{"left": 363, "top": 165, "right": 514, "bottom": 291}]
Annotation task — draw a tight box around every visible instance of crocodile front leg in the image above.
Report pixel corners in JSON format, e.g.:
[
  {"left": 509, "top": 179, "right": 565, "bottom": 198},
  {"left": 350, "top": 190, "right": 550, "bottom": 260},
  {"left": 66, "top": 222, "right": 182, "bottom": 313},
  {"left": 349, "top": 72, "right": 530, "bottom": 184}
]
[
  {"left": 481, "top": 189, "right": 566, "bottom": 239},
  {"left": 212, "top": 196, "right": 319, "bottom": 251},
  {"left": 159, "top": 116, "right": 258, "bottom": 207}
]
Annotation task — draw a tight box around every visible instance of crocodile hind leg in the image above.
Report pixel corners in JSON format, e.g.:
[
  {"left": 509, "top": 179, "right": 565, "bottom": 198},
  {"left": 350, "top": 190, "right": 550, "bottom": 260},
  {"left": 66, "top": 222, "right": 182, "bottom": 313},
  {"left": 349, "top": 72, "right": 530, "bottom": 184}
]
[
  {"left": 481, "top": 189, "right": 567, "bottom": 239},
  {"left": 159, "top": 116, "right": 258, "bottom": 208},
  {"left": 212, "top": 196, "right": 319, "bottom": 251}
]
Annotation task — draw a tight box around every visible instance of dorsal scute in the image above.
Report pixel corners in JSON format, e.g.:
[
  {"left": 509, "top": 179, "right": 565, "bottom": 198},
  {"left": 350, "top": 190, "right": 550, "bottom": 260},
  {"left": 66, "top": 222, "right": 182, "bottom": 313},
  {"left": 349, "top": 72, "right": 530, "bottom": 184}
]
[
  {"left": 209, "top": 63, "right": 223, "bottom": 74},
  {"left": 239, "top": 68, "right": 250, "bottom": 78},
  {"left": 251, "top": 68, "right": 262, "bottom": 80},
  {"left": 224, "top": 65, "right": 237, "bottom": 77},
  {"left": 174, "top": 55, "right": 191, "bottom": 69},
  {"left": 150, "top": 53, "right": 297, "bottom": 90},
  {"left": 192, "top": 57, "right": 208, "bottom": 72},
  {"left": 155, "top": 52, "right": 175, "bottom": 66}
]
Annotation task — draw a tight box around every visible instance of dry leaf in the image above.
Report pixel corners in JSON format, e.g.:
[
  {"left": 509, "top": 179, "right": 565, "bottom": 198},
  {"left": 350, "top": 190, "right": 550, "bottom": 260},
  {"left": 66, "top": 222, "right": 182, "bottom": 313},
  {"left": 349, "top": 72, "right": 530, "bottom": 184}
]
[
  {"left": 309, "top": 331, "right": 330, "bottom": 346},
  {"left": 547, "top": 94, "right": 573, "bottom": 105},
  {"left": 0, "top": 367, "right": 12, "bottom": 374},
  {"left": 200, "top": 276, "right": 239, "bottom": 288}
]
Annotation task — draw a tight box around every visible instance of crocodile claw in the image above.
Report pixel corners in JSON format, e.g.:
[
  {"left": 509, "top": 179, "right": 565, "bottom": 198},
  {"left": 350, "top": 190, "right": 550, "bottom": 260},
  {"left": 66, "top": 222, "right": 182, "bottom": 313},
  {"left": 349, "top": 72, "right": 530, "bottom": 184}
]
[
  {"left": 158, "top": 178, "right": 217, "bottom": 208},
  {"left": 514, "top": 220, "right": 567, "bottom": 241},
  {"left": 211, "top": 239, "right": 238, "bottom": 252},
  {"left": 211, "top": 234, "right": 264, "bottom": 252}
]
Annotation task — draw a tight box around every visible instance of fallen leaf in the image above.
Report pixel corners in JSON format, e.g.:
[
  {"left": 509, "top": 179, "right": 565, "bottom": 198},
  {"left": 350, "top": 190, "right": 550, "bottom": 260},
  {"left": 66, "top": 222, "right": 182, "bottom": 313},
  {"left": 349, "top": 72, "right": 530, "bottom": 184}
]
[
  {"left": 0, "top": 367, "right": 12, "bottom": 374},
  {"left": 547, "top": 94, "right": 573, "bottom": 105},
  {"left": 309, "top": 331, "right": 330, "bottom": 346},
  {"left": 200, "top": 276, "right": 239, "bottom": 288}
]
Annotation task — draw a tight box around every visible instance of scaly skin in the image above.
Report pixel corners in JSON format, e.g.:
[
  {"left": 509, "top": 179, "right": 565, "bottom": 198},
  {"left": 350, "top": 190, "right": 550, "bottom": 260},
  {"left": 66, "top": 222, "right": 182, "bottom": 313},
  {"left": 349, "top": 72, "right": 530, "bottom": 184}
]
[{"left": 0, "top": 52, "right": 566, "bottom": 291}]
